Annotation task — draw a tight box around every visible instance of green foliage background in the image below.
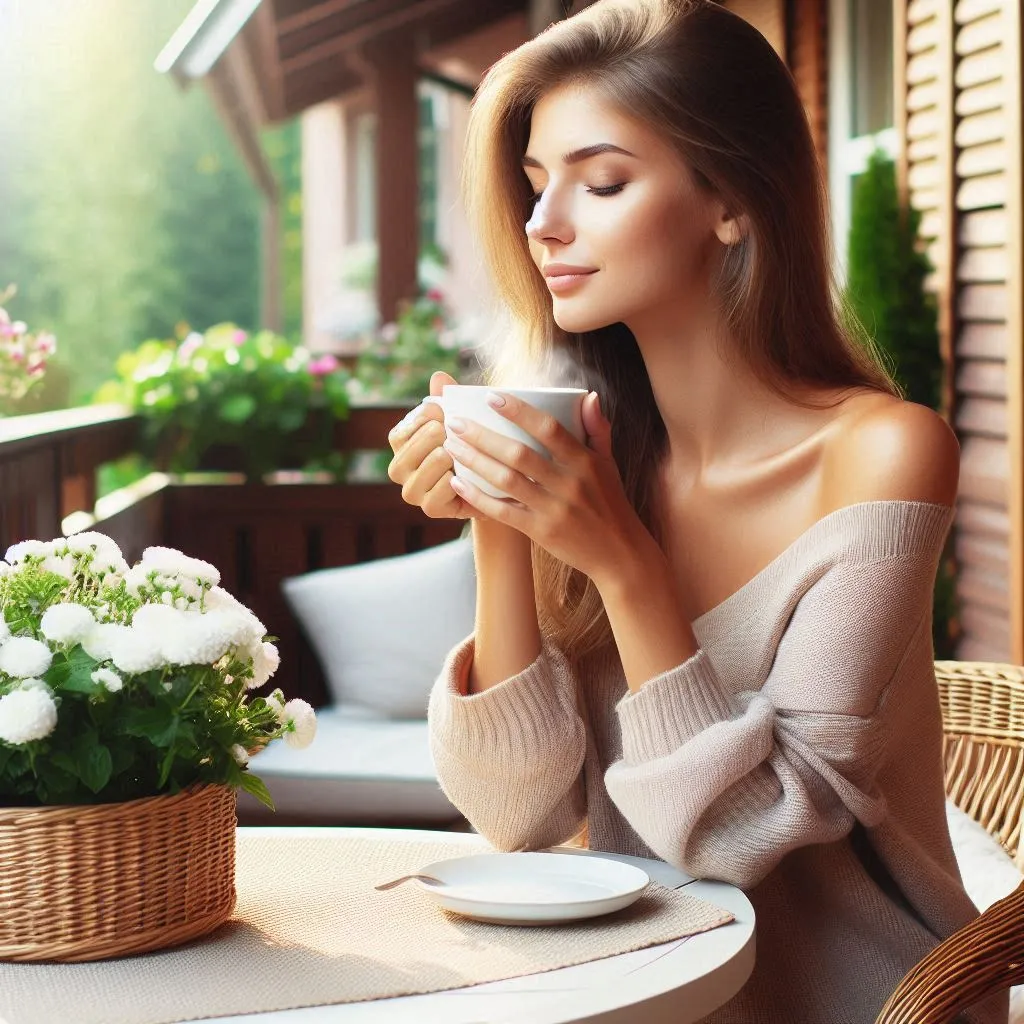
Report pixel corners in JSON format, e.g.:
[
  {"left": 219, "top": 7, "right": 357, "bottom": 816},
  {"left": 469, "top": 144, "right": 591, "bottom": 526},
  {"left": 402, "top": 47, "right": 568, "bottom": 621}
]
[{"left": 0, "top": 0, "right": 303, "bottom": 407}]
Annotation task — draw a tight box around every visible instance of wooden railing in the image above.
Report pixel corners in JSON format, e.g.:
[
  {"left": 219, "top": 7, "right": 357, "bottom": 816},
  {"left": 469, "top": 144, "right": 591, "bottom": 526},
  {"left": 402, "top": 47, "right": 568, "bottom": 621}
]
[{"left": 0, "top": 403, "right": 463, "bottom": 707}]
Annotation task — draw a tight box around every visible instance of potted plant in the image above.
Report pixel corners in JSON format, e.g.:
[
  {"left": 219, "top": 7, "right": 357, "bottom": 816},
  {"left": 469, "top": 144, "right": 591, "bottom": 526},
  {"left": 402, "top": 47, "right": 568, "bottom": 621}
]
[
  {"left": 350, "top": 288, "right": 465, "bottom": 401},
  {"left": 0, "top": 285, "right": 58, "bottom": 418},
  {"left": 0, "top": 531, "right": 316, "bottom": 962},
  {"left": 94, "top": 323, "right": 354, "bottom": 482}
]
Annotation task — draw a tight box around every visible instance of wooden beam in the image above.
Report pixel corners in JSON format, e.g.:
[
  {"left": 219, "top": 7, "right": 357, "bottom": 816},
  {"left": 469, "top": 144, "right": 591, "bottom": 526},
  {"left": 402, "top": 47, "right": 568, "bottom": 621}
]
[
  {"left": 283, "top": 60, "right": 363, "bottom": 116},
  {"left": 1004, "top": 0, "right": 1024, "bottom": 662},
  {"left": 280, "top": 0, "right": 467, "bottom": 76},
  {"left": 247, "top": 1, "right": 287, "bottom": 122},
  {"left": 278, "top": 0, "right": 373, "bottom": 36},
  {"left": 279, "top": 0, "right": 414, "bottom": 60},
  {"left": 368, "top": 32, "right": 420, "bottom": 323}
]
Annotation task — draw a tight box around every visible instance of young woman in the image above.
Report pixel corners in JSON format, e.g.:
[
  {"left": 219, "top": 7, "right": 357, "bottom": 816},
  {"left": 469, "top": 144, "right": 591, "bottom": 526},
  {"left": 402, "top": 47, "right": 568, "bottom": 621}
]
[{"left": 386, "top": 1, "right": 1004, "bottom": 1020}]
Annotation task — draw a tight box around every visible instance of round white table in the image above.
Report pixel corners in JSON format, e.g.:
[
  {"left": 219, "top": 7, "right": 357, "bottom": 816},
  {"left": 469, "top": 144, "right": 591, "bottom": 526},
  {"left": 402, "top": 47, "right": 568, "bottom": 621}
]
[{"left": 185, "top": 827, "right": 755, "bottom": 1024}]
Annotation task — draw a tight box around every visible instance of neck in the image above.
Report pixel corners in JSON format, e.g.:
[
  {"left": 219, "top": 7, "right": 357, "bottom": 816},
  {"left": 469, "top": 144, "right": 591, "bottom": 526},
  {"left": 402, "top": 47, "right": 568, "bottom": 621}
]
[{"left": 624, "top": 301, "right": 825, "bottom": 482}]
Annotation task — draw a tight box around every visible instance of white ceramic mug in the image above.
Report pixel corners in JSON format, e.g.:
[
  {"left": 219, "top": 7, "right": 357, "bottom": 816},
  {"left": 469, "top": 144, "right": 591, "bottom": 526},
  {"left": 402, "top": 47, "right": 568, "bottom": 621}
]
[{"left": 423, "top": 385, "right": 589, "bottom": 499}]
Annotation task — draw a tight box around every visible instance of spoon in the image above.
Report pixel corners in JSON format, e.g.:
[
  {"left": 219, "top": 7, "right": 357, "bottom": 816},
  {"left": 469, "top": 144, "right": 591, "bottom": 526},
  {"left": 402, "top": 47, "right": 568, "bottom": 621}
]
[{"left": 374, "top": 872, "right": 447, "bottom": 891}]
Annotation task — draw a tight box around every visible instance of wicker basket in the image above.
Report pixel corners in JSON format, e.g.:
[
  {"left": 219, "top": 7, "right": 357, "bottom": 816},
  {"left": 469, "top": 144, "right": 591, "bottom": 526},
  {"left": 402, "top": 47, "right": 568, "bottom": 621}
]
[{"left": 0, "top": 782, "right": 237, "bottom": 963}]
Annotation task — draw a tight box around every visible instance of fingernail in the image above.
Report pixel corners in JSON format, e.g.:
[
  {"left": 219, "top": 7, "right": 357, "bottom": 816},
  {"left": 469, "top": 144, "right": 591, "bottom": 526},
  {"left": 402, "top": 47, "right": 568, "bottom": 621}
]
[
  {"left": 486, "top": 392, "right": 506, "bottom": 408},
  {"left": 447, "top": 416, "right": 466, "bottom": 433}
]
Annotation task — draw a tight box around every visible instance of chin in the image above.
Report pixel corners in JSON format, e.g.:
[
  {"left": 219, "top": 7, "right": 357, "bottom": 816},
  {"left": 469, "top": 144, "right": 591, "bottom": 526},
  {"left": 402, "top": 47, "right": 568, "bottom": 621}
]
[{"left": 551, "top": 302, "right": 619, "bottom": 335}]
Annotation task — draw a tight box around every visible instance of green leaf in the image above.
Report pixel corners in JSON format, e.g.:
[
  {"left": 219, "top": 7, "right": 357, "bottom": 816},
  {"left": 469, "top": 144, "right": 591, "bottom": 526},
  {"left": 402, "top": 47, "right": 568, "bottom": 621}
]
[
  {"left": 218, "top": 393, "right": 257, "bottom": 423},
  {"left": 238, "top": 771, "right": 275, "bottom": 810},
  {"left": 78, "top": 742, "right": 113, "bottom": 794},
  {"left": 71, "top": 730, "right": 113, "bottom": 794},
  {"left": 122, "top": 704, "right": 178, "bottom": 746}
]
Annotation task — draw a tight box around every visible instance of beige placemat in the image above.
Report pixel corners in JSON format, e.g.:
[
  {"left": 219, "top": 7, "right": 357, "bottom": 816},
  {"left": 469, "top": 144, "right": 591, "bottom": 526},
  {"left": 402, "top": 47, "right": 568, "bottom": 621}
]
[{"left": 0, "top": 832, "right": 734, "bottom": 1024}]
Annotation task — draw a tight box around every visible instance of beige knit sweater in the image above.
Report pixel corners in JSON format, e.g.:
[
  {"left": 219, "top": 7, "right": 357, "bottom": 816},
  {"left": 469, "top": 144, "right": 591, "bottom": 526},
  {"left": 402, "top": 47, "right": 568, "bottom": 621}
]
[{"left": 427, "top": 501, "right": 1009, "bottom": 1024}]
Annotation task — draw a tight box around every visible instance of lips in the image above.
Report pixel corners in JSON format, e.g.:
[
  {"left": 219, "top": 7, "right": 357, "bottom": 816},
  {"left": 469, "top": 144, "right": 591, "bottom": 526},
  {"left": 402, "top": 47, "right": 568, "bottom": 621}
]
[{"left": 543, "top": 264, "right": 598, "bottom": 278}]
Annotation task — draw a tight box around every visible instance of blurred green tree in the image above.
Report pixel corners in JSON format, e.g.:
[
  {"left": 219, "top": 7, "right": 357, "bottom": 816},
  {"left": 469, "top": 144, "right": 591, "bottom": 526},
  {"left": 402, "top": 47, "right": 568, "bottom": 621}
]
[{"left": 0, "top": 0, "right": 262, "bottom": 405}]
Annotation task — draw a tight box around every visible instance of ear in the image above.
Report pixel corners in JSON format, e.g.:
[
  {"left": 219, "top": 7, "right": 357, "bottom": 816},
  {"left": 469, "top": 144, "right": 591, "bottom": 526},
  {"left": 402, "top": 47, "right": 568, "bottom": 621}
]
[{"left": 713, "top": 205, "right": 748, "bottom": 247}]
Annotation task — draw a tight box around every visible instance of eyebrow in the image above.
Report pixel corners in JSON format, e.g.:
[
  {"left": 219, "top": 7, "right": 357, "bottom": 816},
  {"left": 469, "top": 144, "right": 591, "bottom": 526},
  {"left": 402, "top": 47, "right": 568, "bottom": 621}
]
[{"left": 521, "top": 143, "right": 637, "bottom": 169}]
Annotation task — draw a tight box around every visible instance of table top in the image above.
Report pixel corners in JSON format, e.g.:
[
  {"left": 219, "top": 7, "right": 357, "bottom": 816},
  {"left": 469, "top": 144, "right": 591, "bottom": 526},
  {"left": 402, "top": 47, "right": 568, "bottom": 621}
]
[{"left": 183, "top": 827, "right": 755, "bottom": 1024}]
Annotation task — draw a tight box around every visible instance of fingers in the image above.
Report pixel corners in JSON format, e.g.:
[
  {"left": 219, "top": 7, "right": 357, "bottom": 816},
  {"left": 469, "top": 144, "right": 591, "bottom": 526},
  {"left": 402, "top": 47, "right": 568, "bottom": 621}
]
[
  {"left": 429, "top": 370, "right": 457, "bottom": 397},
  {"left": 388, "top": 401, "right": 443, "bottom": 454},
  {"left": 388, "top": 417, "right": 446, "bottom": 484},
  {"left": 443, "top": 432, "right": 547, "bottom": 505},
  {"left": 485, "top": 391, "right": 586, "bottom": 466}
]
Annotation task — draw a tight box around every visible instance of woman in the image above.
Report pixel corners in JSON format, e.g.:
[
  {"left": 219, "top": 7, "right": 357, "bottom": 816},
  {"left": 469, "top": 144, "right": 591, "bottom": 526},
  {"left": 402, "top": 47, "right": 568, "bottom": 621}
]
[{"left": 386, "top": 1, "right": 1005, "bottom": 1020}]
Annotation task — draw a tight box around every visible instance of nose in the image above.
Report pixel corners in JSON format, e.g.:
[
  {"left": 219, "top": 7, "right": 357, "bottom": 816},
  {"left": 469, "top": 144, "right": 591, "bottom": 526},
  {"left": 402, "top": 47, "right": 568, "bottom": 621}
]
[{"left": 525, "top": 190, "right": 574, "bottom": 246}]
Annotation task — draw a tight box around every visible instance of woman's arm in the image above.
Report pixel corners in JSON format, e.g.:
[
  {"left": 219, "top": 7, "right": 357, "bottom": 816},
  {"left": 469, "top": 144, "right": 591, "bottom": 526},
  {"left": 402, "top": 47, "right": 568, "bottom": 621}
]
[
  {"left": 427, "top": 518, "right": 587, "bottom": 850},
  {"left": 601, "top": 403, "right": 959, "bottom": 888}
]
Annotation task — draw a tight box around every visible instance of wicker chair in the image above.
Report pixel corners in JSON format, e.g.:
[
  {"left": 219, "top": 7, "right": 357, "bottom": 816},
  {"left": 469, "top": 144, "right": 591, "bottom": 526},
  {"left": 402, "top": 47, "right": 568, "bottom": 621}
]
[{"left": 875, "top": 661, "right": 1024, "bottom": 1024}]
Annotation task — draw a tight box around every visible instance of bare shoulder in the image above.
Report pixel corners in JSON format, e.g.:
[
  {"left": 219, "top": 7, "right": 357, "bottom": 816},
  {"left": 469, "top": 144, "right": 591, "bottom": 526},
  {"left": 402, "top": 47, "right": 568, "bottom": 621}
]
[{"left": 823, "top": 392, "right": 959, "bottom": 508}]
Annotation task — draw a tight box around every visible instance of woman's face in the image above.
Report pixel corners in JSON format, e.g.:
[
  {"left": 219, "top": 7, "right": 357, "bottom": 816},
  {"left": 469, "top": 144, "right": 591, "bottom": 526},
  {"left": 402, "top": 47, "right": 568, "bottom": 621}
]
[{"left": 523, "top": 83, "right": 723, "bottom": 336}]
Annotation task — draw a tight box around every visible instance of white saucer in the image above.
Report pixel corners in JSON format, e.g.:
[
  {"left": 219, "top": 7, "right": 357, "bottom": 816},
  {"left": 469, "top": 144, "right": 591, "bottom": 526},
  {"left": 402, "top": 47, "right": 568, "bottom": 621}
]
[{"left": 412, "top": 851, "right": 651, "bottom": 925}]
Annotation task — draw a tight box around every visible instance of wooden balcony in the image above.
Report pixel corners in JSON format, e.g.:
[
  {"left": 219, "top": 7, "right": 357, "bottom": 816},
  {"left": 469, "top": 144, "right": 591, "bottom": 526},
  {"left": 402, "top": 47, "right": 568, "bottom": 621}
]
[{"left": 0, "top": 405, "right": 463, "bottom": 707}]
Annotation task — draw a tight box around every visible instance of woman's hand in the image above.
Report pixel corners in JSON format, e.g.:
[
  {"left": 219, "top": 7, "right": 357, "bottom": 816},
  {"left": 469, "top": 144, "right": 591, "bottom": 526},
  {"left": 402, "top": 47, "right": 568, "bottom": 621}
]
[
  {"left": 442, "top": 390, "right": 656, "bottom": 586},
  {"left": 386, "top": 371, "right": 476, "bottom": 520}
]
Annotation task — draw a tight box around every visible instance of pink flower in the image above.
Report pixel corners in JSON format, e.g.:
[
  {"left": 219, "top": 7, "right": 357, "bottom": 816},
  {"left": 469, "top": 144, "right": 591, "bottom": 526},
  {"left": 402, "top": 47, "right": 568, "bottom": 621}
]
[
  {"left": 0, "top": 323, "right": 13, "bottom": 339},
  {"left": 11, "top": 322, "right": 26, "bottom": 337},
  {"left": 233, "top": 330, "right": 248, "bottom": 345},
  {"left": 425, "top": 288, "right": 445, "bottom": 303},
  {"left": 308, "top": 354, "right": 340, "bottom": 377},
  {"left": 35, "top": 332, "right": 56, "bottom": 355},
  {"left": 178, "top": 333, "right": 203, "bottom": 362}
]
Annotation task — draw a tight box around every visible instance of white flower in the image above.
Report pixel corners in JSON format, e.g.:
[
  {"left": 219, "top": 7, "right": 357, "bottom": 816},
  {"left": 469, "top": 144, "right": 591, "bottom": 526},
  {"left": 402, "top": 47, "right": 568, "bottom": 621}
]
[
  {"left": 247, "top": 642, "right": 280, "bottom": 690},
  {"left": 131, "top": 603, "right": 182, "bottom": 634},
  {"left": 157, "top": 608, "right": 249, "bottom": 666},
  {"left": 40, "top": 552, "right": 75, "bottom": 578},
  {"left": 264, "top": 690, "right": 286, "bottom": 725},
  {"left": 230, "top": 743, "right": 249, "bottom": 766},
  {"left": 0, "top": 688, "right": 58, "bottom": 744},
  {"left": 41, "top": 603, "right": 95, "bottom": 645},
  {"left": 0, "top": 636, "right": 53, "bottom": 678},
  {"left": 0, "top": 560, "right": 11, "bottom": 578},
  {"left": 0, "top": 617, "right": 10, "bottom": 645},
  {"left": 108, "top": 628, "right": 165, "bottom": 674},
  {"left": 66, "top": 532, "right": 128, "bottom": 574},
  {"left": 4, "top": 540, "right": 51, "bottom": 564},
  {"left": 140, "top": 546, "right": 220, "bottom": 587},
  {"left": 206, "top": 588, "right": 265, "bottom": 644},
  {"left": 283, "top": 699, "right": 316, "bottom": 749},
  {"left": 18, "top": 677, "right": 50, "bottom": 692},
  {"left": 82, "top": 622, "right": 130, "bottom": 663},
  {"left": 91, "top": 667, "right": 123, "bottom": 693},
  {"left": 124, "top": 564, "right": 157, "bottom": 598}
]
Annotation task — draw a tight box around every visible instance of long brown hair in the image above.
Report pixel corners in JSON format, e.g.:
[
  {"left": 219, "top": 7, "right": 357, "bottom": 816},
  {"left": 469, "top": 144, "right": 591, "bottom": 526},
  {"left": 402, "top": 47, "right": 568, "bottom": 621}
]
[{"left": 461, "top": 0, "right": 898, "bottom": 661}]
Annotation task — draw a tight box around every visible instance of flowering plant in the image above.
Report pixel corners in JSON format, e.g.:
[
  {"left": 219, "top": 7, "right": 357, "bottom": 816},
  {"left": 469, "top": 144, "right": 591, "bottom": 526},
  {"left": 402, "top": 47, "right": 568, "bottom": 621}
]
[
  {"left": 93, "top": 323, "right": 352, "bottom": 481},
  {"left": 350, "top": 289, "right": 464, "bottom": 401},
  {"left": 0, "top": 532, "right": 315, "bottom": 808},
  {"left": 0, "top": 285, "right": 57, "bottom": 417}
]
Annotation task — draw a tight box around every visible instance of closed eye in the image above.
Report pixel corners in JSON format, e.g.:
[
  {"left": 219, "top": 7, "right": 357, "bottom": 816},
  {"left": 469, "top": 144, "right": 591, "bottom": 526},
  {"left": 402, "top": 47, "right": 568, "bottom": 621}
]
[{"left": 529, "top": 183, "right": 627, "bottom": 203}]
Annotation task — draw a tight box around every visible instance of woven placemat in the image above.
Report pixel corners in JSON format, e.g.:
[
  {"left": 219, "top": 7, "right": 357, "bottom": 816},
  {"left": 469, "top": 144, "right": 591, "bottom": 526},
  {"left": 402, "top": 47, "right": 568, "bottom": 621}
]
[{"left": 0, "top": 832, "right": 734, "bottom": 1024}]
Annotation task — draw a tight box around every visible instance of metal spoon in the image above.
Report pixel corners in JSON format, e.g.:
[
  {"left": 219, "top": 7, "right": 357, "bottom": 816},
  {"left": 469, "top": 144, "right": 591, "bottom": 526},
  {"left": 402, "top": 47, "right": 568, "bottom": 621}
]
[{"left": 374, "top": 872, "right": 447, "bottom": 891}]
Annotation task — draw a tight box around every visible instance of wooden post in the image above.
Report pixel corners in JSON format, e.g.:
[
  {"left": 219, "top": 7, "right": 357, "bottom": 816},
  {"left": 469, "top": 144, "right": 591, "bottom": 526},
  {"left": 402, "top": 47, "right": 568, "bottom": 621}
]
[
  {"left": 1005, "top": 0, "right": 1024, "bottom": 663},
  {"left": 367, "top": 34, "right": 420, "bottom": 325}
]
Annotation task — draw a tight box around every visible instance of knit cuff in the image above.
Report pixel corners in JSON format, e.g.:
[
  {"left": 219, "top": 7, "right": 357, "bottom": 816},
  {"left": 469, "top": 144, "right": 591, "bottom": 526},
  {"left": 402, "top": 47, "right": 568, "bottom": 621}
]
[
  {"left": 615, "top": 648, "right": 735, "bottom": 763},
  {"left": 428, "top": 634, "right": 582, "bottom": 763}
]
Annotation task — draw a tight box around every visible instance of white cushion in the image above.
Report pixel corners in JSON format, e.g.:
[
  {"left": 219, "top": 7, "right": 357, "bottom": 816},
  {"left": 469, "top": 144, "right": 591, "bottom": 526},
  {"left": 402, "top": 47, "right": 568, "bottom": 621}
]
[
  {"left": 945, "top": 799, "right": 1024, "bottom": 1022},
  {"left": 282, "top": 535, "right": 476, "bottom": 719},
  {"left": 236, "top": 704, "right": 461, "bottom": 826}
]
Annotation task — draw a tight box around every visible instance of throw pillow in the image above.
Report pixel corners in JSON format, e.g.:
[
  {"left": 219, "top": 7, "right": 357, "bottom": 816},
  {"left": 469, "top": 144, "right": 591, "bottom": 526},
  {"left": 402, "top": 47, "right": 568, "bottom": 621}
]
[{"left": 282, "top": 535, "right": 476, "bottom": 719}]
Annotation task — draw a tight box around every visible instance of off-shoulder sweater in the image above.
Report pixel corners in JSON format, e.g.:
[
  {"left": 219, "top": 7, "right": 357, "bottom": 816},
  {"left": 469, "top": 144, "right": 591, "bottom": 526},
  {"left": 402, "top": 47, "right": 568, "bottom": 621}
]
[{"left": 427, "top": 501, "right": 1008, "bottom": 1024}]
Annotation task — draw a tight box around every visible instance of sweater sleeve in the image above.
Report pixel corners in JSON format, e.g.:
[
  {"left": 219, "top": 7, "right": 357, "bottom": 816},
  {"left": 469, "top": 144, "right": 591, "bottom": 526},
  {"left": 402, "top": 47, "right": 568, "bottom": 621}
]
[
  {"left": 427, "top": 634, "right": 587, "bottom": 851},
  {"left": 604, "top": 548, "right": 940, "bottom": 889}
]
